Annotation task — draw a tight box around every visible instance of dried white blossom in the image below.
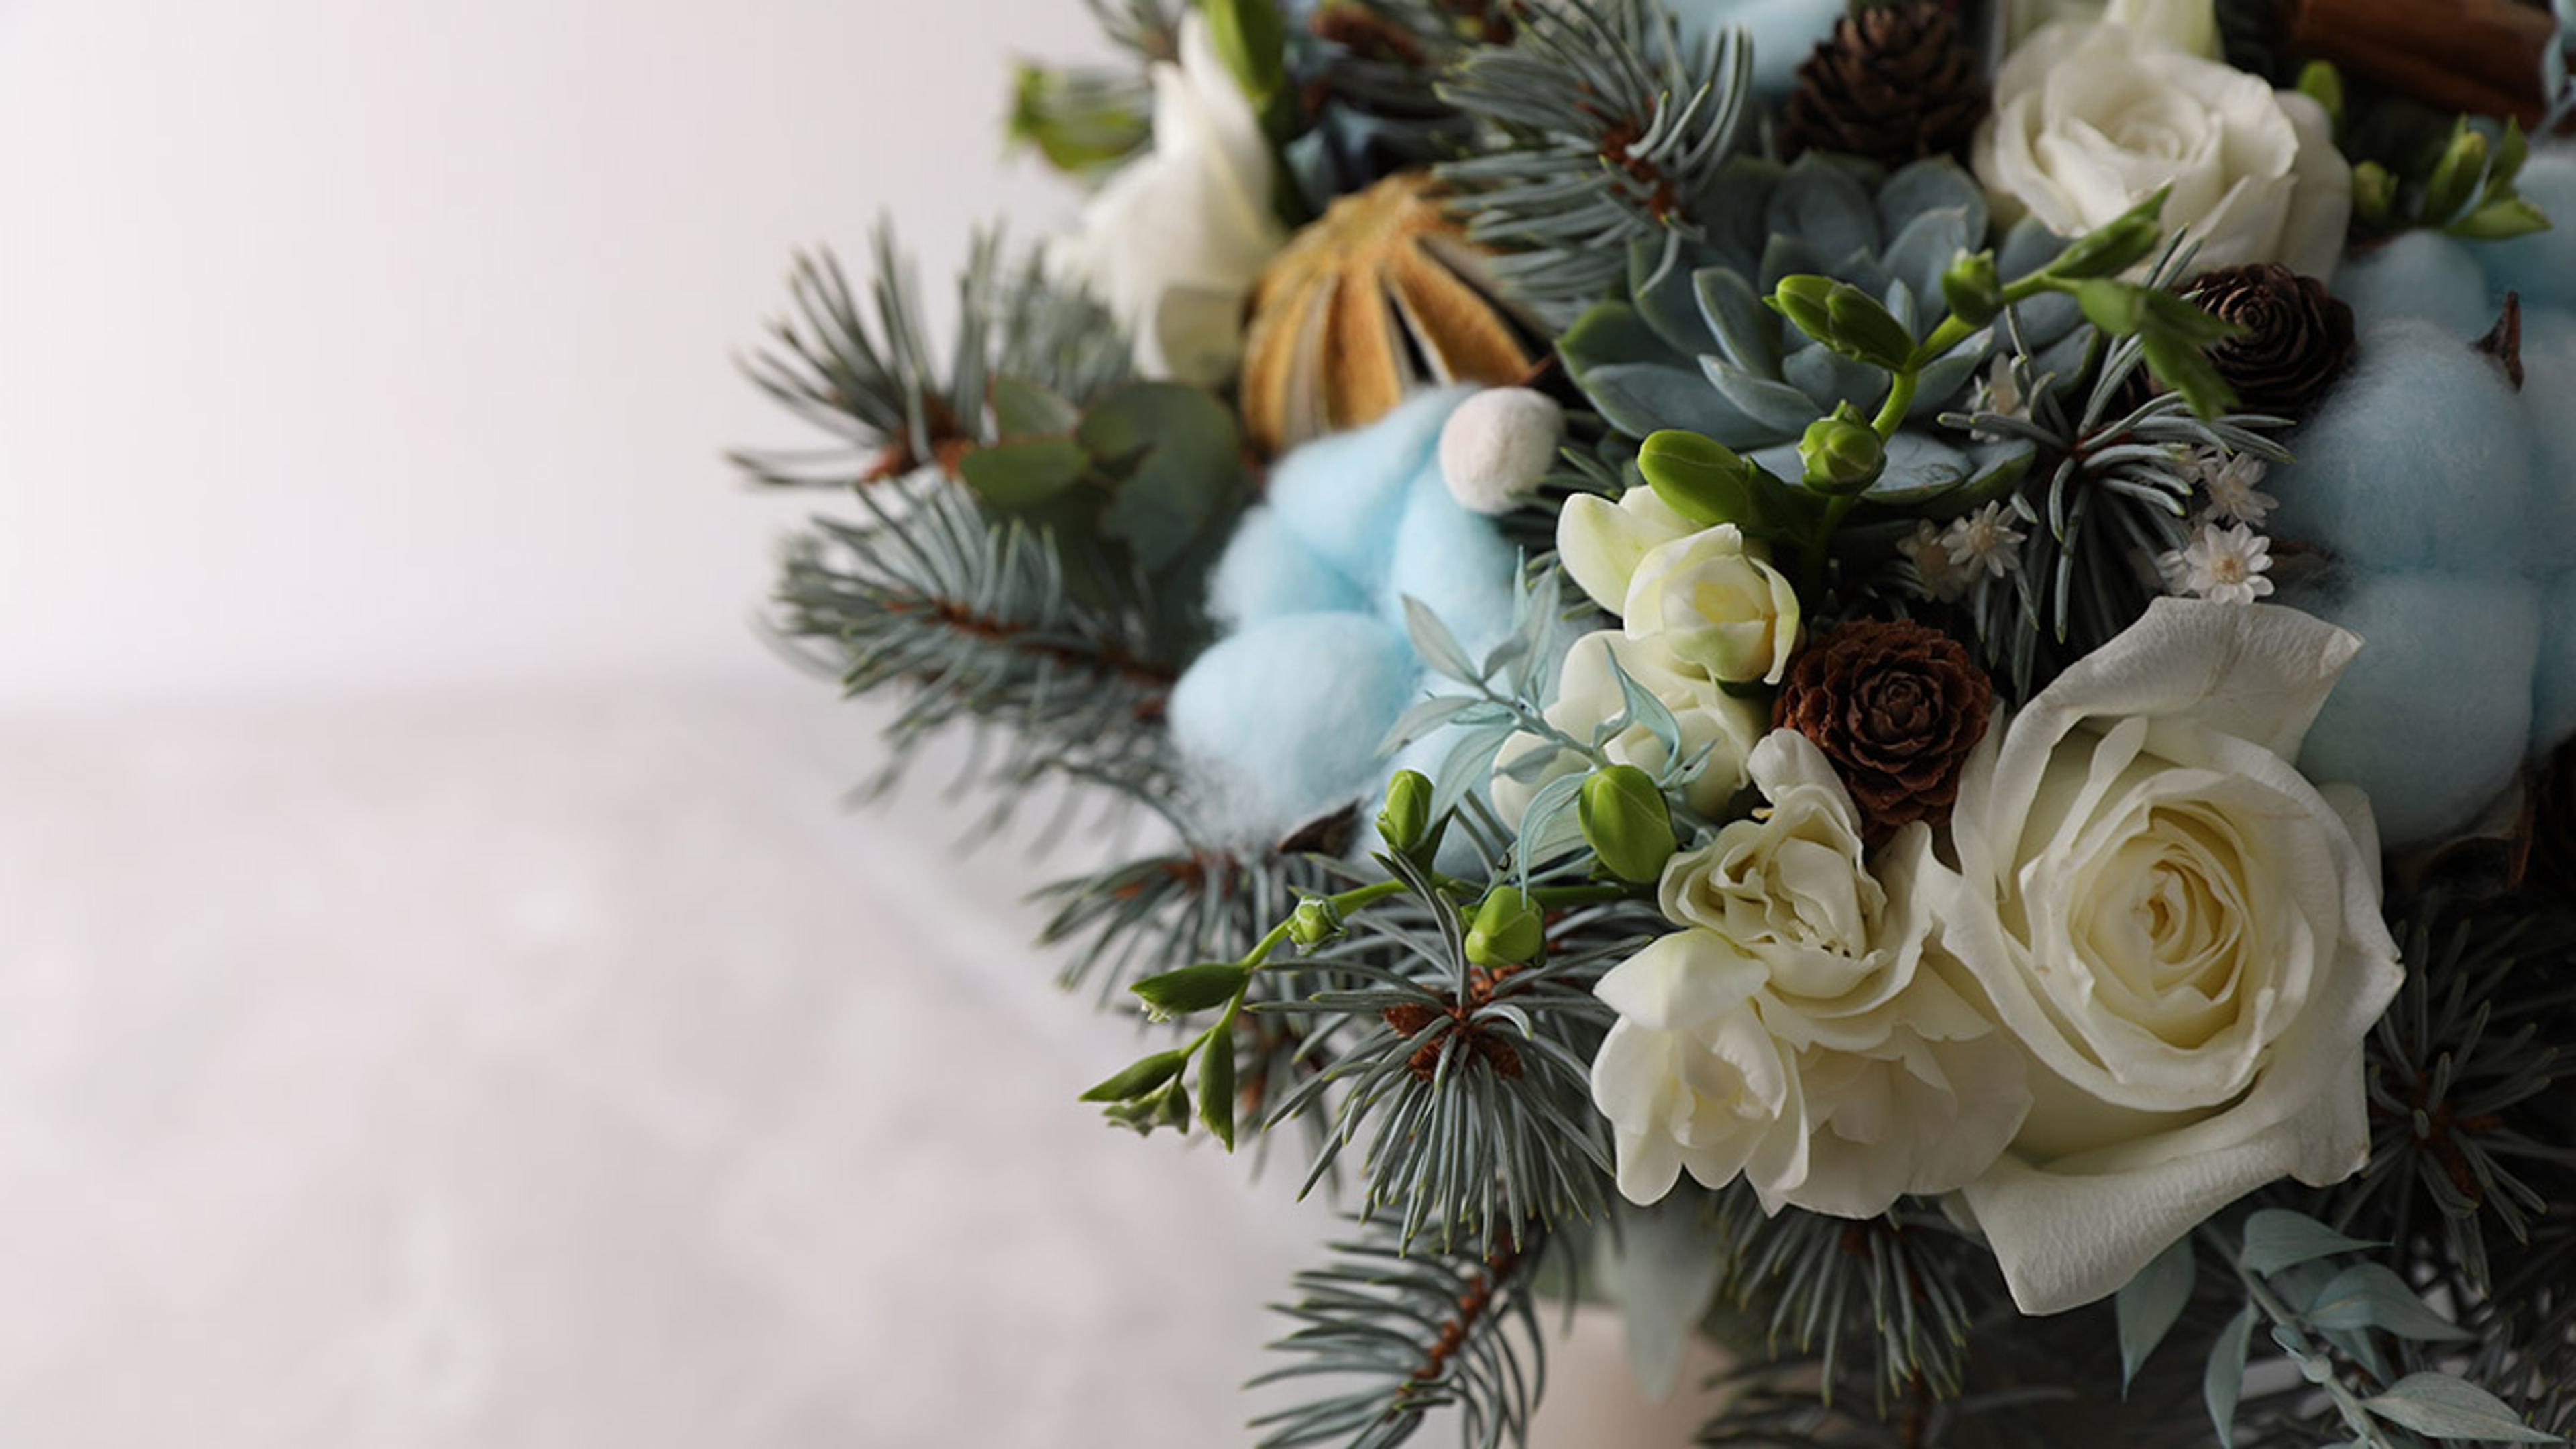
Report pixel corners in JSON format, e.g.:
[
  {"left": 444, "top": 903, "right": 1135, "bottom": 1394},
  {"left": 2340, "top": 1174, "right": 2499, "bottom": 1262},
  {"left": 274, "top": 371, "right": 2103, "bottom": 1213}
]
[
  {"left": 1900, "top": 519, "right": 1974, "bottom": 602},
  {"left": 2188, "top": 448, "right": 2279, "bottom": 527},
  {"left": 2160, "top": 521, "right": 2275, "bottom": 605},
  {"left": 1941, "top": 503, "right": 2027, "bottom": 581}
]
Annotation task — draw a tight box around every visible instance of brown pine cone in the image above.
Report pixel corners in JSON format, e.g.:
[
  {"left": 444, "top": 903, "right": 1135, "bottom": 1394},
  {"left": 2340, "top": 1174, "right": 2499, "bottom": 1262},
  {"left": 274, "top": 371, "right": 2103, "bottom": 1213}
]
[
  {"left": 1774, "top": 620, "right": 1994, "bottom": 846},
  {"left": 1778, "top": 3, "right": 1988, "bottom": 168},
  {"left": 2185, "top": 264, "right": 2359, "bottom": 421}
]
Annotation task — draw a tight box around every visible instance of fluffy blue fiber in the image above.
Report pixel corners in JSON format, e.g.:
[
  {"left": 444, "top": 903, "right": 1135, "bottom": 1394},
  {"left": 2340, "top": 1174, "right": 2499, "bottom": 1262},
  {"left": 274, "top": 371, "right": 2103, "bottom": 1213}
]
[
  {"left": 2295, "top": 572, "right": 2541, "bottom": 845},
  {"left": 1379, "top": 468, "right": 1524, "bottom": 659},
  {"left": 1671, "top": 0, "right": 1845, "bottom": 98},
  {"left": 1266, "top": 387, "right": 1467, "bottom": 586},
  {"left": 2270, "top": 319, "right": 2534, "bottom": 571},
  {"left": 1205, "top": 507, "right": 1369, "bottom": 629},
  {"left": 2479, "top": 147, "right": 2576, "bottom": 311},
  {"left": 2515, "top": 305, "right": 2576, "bottom": 536},
  {"left": 2330, "top": 231, "right": 2493, "bottom": 336},
  {"left": 2532, "top": 572, "right": 2576, "bottom": 754},
  {"left": 1168, "top": 613, "right": 1421, "bottom": 836}
]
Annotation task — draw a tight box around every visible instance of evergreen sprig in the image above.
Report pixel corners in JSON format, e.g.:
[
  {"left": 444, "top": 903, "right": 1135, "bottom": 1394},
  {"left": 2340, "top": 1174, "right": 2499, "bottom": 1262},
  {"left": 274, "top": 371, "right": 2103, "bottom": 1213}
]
[
  {"left": 1249, "top": 1220, "right": 1555, "bottom": 1449},
  {"left": 733, "top": 226, "right": 1130, "bottom": 489},
  {"left": 772, "top": 478, "right": 1177, "bottom": 800},
  {"left": 1438, "top": 0, "right": 1751, "bottom": 324}
]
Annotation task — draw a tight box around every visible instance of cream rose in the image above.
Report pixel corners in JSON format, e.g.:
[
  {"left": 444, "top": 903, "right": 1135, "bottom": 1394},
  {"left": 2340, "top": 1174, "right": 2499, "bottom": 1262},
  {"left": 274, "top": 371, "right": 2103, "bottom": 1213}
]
[
  {"left": 1972, "top": 21, "right": 2352, "bottom": 280},
  {"left": 1558, "top": 490, "right": 1802, "bottom": 686},
  {"left": 1051, "top": 15, "right": 1287, "bottom": 384},
  {"left": 1491, "top": 629, "right": 1768, "bottom": 826},
  {"left": 1908, "top": 599, "right": 2404, "bottom": 1313},
  {"left": 1591, "top": 733, "right": 2029, "bottom": 1218}
]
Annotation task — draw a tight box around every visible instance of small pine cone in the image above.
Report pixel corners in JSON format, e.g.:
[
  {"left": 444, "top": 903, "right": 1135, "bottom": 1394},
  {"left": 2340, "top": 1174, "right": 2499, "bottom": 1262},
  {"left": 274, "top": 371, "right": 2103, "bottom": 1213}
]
[
  {"left": 2185, "top": 264, "right": 2359, "bottom": 420},
  {"left": 1774, "top": 620, "right": 1994, "bottom": 846},
  {"left": 1779, "top": 3, "right": 1989, "bottom": 168}
]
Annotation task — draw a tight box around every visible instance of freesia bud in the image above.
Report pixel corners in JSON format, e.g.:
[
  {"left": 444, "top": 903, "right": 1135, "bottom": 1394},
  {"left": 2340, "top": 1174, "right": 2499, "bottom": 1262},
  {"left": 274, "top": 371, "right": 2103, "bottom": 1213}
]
[
  {"left": 1464, "top": 886, "right": 1545, "bottom": 967},
  {"left": 1941, "top": 250, "right": 2004, "bottom": 327},
  {"left": 1578, "top": 765, "right": 1674, "bottom": 883},
  {"left": 1377, "top": 770, "right": 1433, "bottom": 854},
  {"left": 1291, "top": 896, "right": 1344, "bottom": 948},
  {"left": 1799, "top": 403, "right": 1886, "bottom": 496}
]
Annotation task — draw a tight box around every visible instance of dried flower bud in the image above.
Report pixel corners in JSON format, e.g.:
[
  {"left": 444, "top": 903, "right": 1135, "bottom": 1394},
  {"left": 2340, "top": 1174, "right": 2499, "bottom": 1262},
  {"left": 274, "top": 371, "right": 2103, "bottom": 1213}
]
[
  {"left": 1774, "top": 620, "right": 1994, "bottom": 845},
  {"left": 2184, "top": 264, "right": 2359, "bottom": 421}
]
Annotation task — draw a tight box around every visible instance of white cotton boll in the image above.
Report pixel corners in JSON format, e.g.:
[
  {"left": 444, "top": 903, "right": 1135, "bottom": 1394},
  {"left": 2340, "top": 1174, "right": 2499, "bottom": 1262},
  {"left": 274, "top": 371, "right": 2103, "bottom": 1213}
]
[{"left": 1437, "top": 387, "right": 1564, "bottom": 516}]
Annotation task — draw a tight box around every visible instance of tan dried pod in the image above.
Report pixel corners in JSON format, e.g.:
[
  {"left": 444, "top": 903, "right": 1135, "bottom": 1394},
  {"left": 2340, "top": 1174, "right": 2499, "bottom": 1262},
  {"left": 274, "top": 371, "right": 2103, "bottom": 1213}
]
[{"left": 1239, "top": 171, "right": 1538, "bottom": 455}]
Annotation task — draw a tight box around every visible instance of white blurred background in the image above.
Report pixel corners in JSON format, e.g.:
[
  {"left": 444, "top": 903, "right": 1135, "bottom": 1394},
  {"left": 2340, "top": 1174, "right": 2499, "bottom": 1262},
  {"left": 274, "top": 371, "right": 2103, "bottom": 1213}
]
[{"left": 0, "top": 2, "right": 1718, "bottom": 1443}]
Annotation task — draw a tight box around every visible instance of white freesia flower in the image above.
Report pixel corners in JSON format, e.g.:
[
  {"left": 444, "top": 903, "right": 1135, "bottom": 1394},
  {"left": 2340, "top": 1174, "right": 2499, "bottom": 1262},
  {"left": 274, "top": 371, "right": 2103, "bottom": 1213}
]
[
  {"left": 1491, "top": 630, "right": 1768, "bottom": 825},
  {"left": 1973, "top": 21, "right": 2353, "bottom": 280},
  {"left": 1557, "top": 491, "right": 1802, "bottom": 685},
  {"left": 1051, "top": 15, "right": 1287, "bottom": 384},
  {"left": 1591, "top": 733, "right": 2030, "bottom": 1218},
  {"left": 1907, "top": 599, "right": 2404, "bottom": 1313}
]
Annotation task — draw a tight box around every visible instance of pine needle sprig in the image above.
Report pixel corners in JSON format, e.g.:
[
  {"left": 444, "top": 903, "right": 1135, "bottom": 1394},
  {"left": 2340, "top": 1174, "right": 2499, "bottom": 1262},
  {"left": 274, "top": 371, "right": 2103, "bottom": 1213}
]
[
  {"left": 733, "top": 226, "right": 1130, "bottom": 488},
  {"left": 1037, "top": 837, "right": 1340, "bottom": 998},
  {"left": 1945, "top": 301, "right": 2289, "bottom": 697},
  {"left": 1258, "top": 850, "right": 1640, "bottom": 1254},
  {"left": 1248, "top": 1219, "right": 1555, "bottom": 1449},
  {"left": 1437, "top": 0, "right": 1751, "bottom": 324},
  {"left": 772, "top": 478, "right": 1176, "bottom": 800}
]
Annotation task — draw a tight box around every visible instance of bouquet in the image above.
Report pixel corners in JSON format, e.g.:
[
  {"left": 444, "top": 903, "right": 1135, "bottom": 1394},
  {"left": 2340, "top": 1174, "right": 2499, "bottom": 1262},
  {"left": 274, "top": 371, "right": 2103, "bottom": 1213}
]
[{"left": 733, "top": 0, "right": 2576, "bottom": 1442}]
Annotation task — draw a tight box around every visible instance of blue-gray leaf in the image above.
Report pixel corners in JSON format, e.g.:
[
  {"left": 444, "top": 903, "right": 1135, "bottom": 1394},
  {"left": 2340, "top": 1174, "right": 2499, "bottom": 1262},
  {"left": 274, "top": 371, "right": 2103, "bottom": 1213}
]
[
  {"left": 1608, "top": 1198, "right": 1727, "bottom": 1402},
  {"left": 1582, "top": 362, "right": 1763, "bottom": 444},
  {"left": 2361, "top": 1373, "right": 2562, "bottom": 1442},
  {"left": 2242, "top": 1210, "right": 2379, "bottom": 1275},
  {"left": 1402, "top": 596, "right": 1480, "bottom": 684},
  {"left": 2305, "top": 1263, "right": 2477, "bottom": 1342},
  {"left": 2116, "top": 1234, "right": 2196, "bottom": 1390},
  {"left": 2204, "top": 1303, "right": 2255, "bottom": 1443}
]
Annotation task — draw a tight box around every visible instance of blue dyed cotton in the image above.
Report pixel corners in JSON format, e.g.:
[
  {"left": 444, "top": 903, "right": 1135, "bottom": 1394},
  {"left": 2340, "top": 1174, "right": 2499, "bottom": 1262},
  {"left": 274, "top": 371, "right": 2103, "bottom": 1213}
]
[
  {"left": 1670, "top": 0, "right": 1845, "bottom": 98},
  {"left": 2481, "top": 147, "right": 2576, "bottom": 311},
  {"left": 2536, "top": 573, "right": 2576, "bottom": 750},
  {"left": 1169, "top": 387, "right": 1526, "bottom": 841},
  {"left": 2332, "top": 231, "right": 2494, "bottom": 336},
  {"left": 2295, "top": 572, "right": 2542, "bottom": 846},
  {"left": 2270, "top": 318, "right": 2534, "bottom": 572}
]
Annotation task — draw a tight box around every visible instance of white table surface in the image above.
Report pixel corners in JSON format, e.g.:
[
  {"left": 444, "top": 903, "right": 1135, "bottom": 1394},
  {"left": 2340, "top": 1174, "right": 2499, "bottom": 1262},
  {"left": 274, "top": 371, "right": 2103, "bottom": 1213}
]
[{"left": 0, "top": 681, "right": 1727, "bottom": 1446}]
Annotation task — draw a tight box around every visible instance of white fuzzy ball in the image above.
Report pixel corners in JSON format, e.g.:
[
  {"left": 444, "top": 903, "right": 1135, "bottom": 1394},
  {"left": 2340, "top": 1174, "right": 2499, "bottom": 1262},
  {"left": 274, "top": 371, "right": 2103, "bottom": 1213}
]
[{"left": 1437, "top": 387, "right": 1564, "bottom": 516}]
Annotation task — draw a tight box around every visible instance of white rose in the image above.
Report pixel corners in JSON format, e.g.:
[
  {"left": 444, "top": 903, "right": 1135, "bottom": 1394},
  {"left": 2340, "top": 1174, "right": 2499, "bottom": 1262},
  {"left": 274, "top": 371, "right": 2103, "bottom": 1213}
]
[
  {"left": 1591, "top": 733, "right": 2029, "bottom": 1218},
  {"left": 1972, "top": 21, "right": 2353, "bottom": 280},
  {"left": 1623, "top": 526, "right": 1804, "bottom": 686},
  {"left": 1051, "top": 15, "right": 1287, "bottom": 384},
  {"left": 1909, "top": 599, "right": 2404, "bottom": 1313},
  {"left": 1491, "top": 630, "right": 1768, "bottom": 826}
]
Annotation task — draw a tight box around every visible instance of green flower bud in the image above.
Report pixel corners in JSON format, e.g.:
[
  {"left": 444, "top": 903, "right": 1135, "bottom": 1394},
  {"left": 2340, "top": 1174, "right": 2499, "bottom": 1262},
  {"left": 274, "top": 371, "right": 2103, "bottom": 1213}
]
[
  {"left": 1202, "top": 0, "right": 1288, "bottom": 103},
  {"left": 1941, "top": 250, "right": 2004, "bottom": 328},
  {"left": 2425, "top": 123, "right": 2490, "bottom": 223},
  {"left": 1290, "top": 895, "right": 1344, "bottom": 948},
  {"left": 1578, "top": 765, "right": 1674, "bottom": 883},
  {"left": 2351, "top": 160, "right": 2398, "bottom": 230},
  {"left": 1823, "top": 284, "right": 1919, "bottom": 372},
  {"left": 2047, "top": 189, "right": 2168, "bottom": 279},
  {"left": 2495, "top": 118, "right": 2530, "bottom": 189},
  {"left": 1766, "top": 275, "right": 1836, "bottom": 350},
  {"left": 1638, "top": 429, "right": 1754, "bottom": 527},
  {"left": 1377, "top": 769, "right": 1433, "bottom": 854},
  {"left": 2449, "top": 195, "right": 2551, "bottom": 241},
  {"left": 2294, "top": 60, "right": 2343, "bottom": 136},
  {"left": 1464, "top": 885, "right": 1545, "bottom": 968},
  {"left": 1799, "top": 402, "right": 1886, "bottom": 496}
]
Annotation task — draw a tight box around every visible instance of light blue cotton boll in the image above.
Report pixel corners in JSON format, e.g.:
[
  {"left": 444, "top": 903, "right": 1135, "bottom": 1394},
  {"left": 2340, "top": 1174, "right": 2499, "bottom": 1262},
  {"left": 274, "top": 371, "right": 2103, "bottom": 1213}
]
[
  {"left": 2479, "top": 147, "right": 2576, "bottom": 311},
  {"left": 1267, "top": 386, "right": 1473, "bottom": 590},
  {"left": 1669, "top": 0, "right": 1845, "bottom": 98},
  {"left": 2294, "top": 572, "right": 2542, "bottom": 845},
  {"left": 1379, "top": 464, "right": 1524, "bottom": 661},
  {"left": 1205, "top": 506, "right": 1371, "bottom": 630},
  {"left": 2269, "top": 318, "right": 2534, "bottom": 571},
  {"left": 2330, "top": 231, "right": 2493, "bottom": 335},
  {"left": 2532, "top": 572, "right": 2576, "bottom": 753},
  {"left": 1168, "top": 612, "right": 1423, "bottom": 841}
]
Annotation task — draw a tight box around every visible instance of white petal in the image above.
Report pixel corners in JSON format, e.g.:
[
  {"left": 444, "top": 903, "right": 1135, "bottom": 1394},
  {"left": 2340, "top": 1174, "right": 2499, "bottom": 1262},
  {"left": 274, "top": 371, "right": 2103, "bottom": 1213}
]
[{"left": 1595, "top": 930, "right": 1767, "bottom": 1033}]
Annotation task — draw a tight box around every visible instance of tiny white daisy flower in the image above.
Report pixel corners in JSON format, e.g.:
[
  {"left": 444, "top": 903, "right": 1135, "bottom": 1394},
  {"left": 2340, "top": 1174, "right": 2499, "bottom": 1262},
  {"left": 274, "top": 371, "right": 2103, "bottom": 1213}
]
[
  {"left": 1941, "top": 502, "right": 2027, "bottom": 580},
  {"left": 1900, "top": 519, "right": 1972, "bottom": 601},
  {"left": 2189, "top": 448, "right": 2279, "bottom": 527},
  {"left": 2160, "top": 522, "right": 2275, "bottom": 606}
]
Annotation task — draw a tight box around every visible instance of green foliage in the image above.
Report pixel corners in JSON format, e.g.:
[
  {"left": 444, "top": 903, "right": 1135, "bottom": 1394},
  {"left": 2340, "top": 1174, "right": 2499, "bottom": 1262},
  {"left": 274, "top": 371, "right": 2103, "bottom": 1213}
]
[
  {"left": 733, "top": 226, "right": 1131, "bottom": 489},
  {"left": 1249, "top": 1220, "right": 1556, "bottom": 1449},
  {"left": 1438, "top": 0, "right": 1752, "bottom": 324}
]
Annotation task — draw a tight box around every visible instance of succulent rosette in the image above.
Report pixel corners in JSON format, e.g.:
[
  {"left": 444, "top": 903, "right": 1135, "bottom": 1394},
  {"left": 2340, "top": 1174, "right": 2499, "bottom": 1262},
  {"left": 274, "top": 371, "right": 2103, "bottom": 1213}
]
[{"left": 739, "top": 0, "right": 2576, "bottom": 1442}]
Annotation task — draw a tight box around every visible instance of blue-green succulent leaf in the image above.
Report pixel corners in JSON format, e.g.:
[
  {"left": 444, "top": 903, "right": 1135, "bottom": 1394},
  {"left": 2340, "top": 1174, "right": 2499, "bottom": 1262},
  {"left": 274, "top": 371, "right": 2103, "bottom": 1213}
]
[
  {"left": 1758, "top": 233, "right": 1829, "bottom": 294},
  {"left": 1882, "top": 207, "right": 1979, "bottom": 314},
  {"left": 1589, "top": 362, "right": 1767, "bottom": 443},
  {"left": 1780, "top": 343, "right": 1888, "bottom": 415},
  {"left": 1876, "top": 157, "right": 1989, "bottom": 242},
  {"left": 1704, "top": 359, "right": 1833, "bottom": 437},
  {"left": 1630, "top": 236, "right": 1721, "bottom": 356},
  {"left": 1694, "top": 267, "right": 1783, "bottom": 379},
  {"left": 1560, "top": 302, "right": 1690, "bottom": 375},
  {"left": 1769, "top": 153, "right": 1882, "bottom": 266}
]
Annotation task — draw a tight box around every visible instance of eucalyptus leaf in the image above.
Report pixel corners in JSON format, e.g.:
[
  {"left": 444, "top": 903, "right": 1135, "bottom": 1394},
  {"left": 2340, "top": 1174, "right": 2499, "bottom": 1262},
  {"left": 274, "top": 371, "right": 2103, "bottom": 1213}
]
[
  {"left": 2204, "top": 1303, "right": 2255, "bottom": 1444},
  {"left": 959, "top": 435, "right": 1090, "bottom": 509},
  {"left": 2305, "top": 1263, "right": 2476, "bottom": 1342},
  {"left": 1379, "top": 693, "right": 1497, "bottom": 755},
  {"left": 989, "top": 374, "right": 1081, "bottom": 439},
  {"left": 1079, "top": 382, "right": 1242, "bottom": 571},
  {"left": 2241, "top": 1209, "right": 2378, "bottom": 1274},
  {"left": 1607, "top": 1197, "right": 1726, "bottom": 1401},
  {"left": 1402, "top": 596, "right": 1481, "bottom": 684},
  {"left": 2361, "top": 1373, "right": 2561, "bottom": 1442},
  {"left": 2116, "top": 1234, "right": 2196, "bottom": 1389}
]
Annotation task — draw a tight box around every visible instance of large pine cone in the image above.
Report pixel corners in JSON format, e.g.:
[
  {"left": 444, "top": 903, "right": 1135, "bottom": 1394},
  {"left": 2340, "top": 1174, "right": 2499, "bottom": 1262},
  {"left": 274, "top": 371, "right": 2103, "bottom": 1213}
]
[
  {"left": 2185, "top": 264, "right": 2359, "bottom": 421},
  {"left": 1778, "top": 3, "right": 1988, "bottom": 168},
  {"left": 1774, "top": 620, "right": 1994, "bottom": 846}
]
